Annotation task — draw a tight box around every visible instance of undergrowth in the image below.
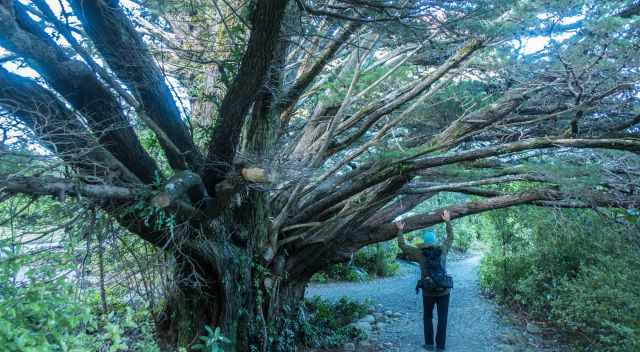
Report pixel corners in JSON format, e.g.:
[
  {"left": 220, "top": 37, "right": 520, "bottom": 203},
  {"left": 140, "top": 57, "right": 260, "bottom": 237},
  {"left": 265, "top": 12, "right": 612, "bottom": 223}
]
[
  {"left": 478, "top": 206, "right": 640, "bottom": 352},
  {"left": 300, "top": 296, "right": 369, "bottom": 349}
]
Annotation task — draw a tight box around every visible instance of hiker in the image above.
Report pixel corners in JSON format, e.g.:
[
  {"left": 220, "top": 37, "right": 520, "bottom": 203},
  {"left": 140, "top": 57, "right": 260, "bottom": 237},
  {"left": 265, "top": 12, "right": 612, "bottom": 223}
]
[{"left": 395, "top": 210, "right": 454, "bottom": 351}]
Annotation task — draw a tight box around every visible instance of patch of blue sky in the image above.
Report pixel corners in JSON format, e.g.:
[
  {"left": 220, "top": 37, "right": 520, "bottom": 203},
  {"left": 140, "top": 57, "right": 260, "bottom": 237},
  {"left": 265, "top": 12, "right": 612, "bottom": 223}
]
[{"left": 518, "top": 14, "right": 584, "bottom": 55}]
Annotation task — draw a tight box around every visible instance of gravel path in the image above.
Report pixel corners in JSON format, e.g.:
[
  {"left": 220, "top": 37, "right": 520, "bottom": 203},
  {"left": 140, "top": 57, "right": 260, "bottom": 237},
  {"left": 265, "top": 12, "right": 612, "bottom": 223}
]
[{"left": 306, "top": 253, "right": 521, "bottom": 352}]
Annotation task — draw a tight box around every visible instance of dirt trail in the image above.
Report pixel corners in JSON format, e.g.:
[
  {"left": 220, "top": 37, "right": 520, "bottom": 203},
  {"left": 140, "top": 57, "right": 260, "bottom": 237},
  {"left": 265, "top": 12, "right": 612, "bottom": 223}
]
[{"left": 307, "top": 253, "right": 557, "bottom": 352}]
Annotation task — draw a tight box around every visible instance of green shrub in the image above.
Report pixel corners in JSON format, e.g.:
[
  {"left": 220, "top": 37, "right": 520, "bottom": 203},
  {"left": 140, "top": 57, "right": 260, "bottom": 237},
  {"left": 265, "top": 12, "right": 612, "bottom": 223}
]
[
  {"left": 310, "top": 263, "right": 368, "bottom": 282},
  {"left": 0, "top": 246, "right": 159, "bottom": 352},
  {"left": 0, "top": 277, "right": 96, "bottom": 351},
  {"left": 353, "top": 242, "right": 400, "bottom": 277},
  {"left": 310, "top": 271, "right": 329, "bottom": 283},
  {"left": 550, "top": 259, "right": 640, "bottom": 352},
  {"left": 451, "top": 226, "right": 474, "bottom": 252},
  {"left": 192, "top": 326, "right": 231, "bottom": 352},
  {"left": 478, "top": 207, "right": 640, "bottom": 351},
  {"left": 0, "top": 245, "right": 96, "bottom": 352},
  {"left": 300, "top": 297, "right": 368, "bottom": 348},
  {"left": 326, "top": 263, "right": 369, "bottom": 282},
  {"left": 312, "top": 242, "right": 399, "bottom": 282}
]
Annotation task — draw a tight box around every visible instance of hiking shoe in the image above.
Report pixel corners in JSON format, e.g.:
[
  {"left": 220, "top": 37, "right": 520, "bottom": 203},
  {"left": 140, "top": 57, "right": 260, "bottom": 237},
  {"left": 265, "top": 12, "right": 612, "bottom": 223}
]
[{"left": 423, "top": 345, "right": 434, "bottom": 351}]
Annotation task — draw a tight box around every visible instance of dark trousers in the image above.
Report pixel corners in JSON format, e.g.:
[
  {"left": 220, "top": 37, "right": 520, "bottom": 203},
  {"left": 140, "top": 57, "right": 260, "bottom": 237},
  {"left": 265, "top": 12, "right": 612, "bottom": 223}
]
[{"left": 422, "top": 293, "right": 450, "bottom": 349}]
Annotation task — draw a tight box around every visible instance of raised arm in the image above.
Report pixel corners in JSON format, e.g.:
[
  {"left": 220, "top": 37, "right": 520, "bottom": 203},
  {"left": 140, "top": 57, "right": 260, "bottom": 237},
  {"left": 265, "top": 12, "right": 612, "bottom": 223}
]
[
  {"left": 395, "top": 221, "right": 422, "bottom": 262},
  {"left": 442, "top": 210, "right": 455, "bottom": 254}
]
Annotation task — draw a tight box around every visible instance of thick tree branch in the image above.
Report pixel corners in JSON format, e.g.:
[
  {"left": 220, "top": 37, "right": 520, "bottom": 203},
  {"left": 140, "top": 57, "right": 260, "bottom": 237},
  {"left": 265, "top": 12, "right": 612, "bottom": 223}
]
[
  {"left": 151, "top": 171, "right": 207, "bottom": 208},
  {"left": 0, "top": 2, "right": 159, "bottom": 183},
  {"left": 0, "top": 67, "right": 140, "bottom": 183},
  {"left": 68, "top": 0, "right": 203, "bottom": 171},
  {"left": 363, "top": 193, "right": 432, "bottom": 227},
  {"left": 294, "top": 138, "right": 640, "bottom": 225},
  {"left": 408, "top": 138, "right": 640, "bottom": 170},
  {"left": 297, "top": 0, "right": 414, "bottom": 22},
  {"left": 204, "top": 0, "right": 289, "bottom": 191},
  {"left": 399, "top": 189, "right": 559, "bottom": 233},
  {"left": 431, "top": 89, "right": 536, "bottom": 146},
  {"left": 404, "top": 174, "right": 549, "bottom": 194},
  {"left": 1, "top": 176, "right": 140, "bottom": 200},
  {"left": 619, "top": 1, "right": 640, "bottom": 18},
  {"left": 278, "top": 22, "right": 361, "bottom": 120},
  {"left": 332, "top": 38, "right": 485, "bottom": 153},
  {"left": 349, "top": 187, "right": 639, "bottom": 247}
]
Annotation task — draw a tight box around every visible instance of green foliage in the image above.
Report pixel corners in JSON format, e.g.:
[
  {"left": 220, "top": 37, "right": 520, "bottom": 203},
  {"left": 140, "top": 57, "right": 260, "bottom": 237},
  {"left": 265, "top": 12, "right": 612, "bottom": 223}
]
[
  {"left": 314, "top": 262, "right": 369, "bottom": 282},
  {"left": 407, "top": 192, "right": 478, "bottom": 252},
  {"left": 551, "top": 260, "right": 640, "bottom": 352},
  {"left": 354, "top": 242, "right": 400, "bottom": 278},
  {"left": 450, "top": 225, "right": 475, "bottom": 252},
  {"left": 0, "top": 272, "right": 95, "bottom": 351},
  {"left": 0, "top": 265, "right": 160, "bottom": 352},
  {"left": 478, "top": 206, "right": 640, "bottom": 351},
  {"left": 311, "top": 242, "right": 400, "bottom": 282},
  {"left": 0, "top": 219, "right": 160, "bottom": 352},
  {"left": 192, "top": 326, "right": 231, "bottom": 352},
  {"left": 92, "top": 298, "right": 159, "bottom": 352},
  {"left": 300, "top": 297, "right": 368, "bottom": 348}
]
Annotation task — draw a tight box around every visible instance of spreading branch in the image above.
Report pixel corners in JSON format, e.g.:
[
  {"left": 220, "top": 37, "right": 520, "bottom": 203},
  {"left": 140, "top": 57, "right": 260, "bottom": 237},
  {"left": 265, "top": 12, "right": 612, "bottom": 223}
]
[
  {"left": 68, "top": 0, "right": 203, "bottom": 171},
  {"left": 1, "top": 176, "right": 140, "bottom": 201},
  {"left": 0, "top": 2, "right": 159, "bottom": 183},
  {"left": 204, "top": 0, "right": 289, "bottom": 190}
]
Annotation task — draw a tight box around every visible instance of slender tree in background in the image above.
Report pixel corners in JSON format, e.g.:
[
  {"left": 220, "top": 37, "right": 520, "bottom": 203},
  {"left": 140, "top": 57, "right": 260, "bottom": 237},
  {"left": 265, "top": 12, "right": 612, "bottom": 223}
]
[{"left": 0, "top": 0, "right": 639, "bottom": 350}]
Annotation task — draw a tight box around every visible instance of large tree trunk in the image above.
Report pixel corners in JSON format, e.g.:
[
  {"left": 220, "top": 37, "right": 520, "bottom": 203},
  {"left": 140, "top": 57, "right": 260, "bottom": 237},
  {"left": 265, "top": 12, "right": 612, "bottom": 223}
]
[{"left": 156, "top": 247, "right": 308, "bottom": 352}]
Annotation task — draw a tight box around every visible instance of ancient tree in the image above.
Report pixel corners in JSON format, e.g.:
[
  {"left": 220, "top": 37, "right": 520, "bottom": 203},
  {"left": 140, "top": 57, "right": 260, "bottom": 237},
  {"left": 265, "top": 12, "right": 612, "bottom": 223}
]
[{"left": 0, "top": 0, "right": 639, "bottom": 350}]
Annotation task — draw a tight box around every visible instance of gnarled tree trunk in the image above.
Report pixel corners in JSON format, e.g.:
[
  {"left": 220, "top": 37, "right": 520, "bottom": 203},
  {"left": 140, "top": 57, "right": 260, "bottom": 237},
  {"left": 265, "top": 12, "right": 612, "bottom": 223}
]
[{"left": 154, "top": 230, "right": 309, "bottom": 351}]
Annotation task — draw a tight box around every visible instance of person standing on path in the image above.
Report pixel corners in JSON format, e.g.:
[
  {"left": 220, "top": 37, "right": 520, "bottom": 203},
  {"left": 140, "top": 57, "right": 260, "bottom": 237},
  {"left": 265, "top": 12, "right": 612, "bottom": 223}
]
[{"left": 395, "top": 210, "right": 455, "bottom": 351}]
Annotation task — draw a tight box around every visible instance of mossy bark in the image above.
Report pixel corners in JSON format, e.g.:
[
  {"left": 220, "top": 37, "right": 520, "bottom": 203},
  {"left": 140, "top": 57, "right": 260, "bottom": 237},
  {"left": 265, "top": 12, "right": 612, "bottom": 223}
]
[{"left": 155, "top": 252, "right": 307, "bottom": 352}]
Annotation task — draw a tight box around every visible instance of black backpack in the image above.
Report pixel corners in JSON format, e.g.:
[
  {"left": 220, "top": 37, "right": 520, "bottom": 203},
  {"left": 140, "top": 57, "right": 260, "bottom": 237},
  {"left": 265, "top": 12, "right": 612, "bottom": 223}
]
[{"left": 419, "top": 247, "right": 453, "bottom": 290}]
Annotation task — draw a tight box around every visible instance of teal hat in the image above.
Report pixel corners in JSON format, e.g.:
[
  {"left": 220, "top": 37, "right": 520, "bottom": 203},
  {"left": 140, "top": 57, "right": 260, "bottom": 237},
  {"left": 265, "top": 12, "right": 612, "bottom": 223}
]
[{"left": 422, "top": 229, "right": 437, "bottom": 245}]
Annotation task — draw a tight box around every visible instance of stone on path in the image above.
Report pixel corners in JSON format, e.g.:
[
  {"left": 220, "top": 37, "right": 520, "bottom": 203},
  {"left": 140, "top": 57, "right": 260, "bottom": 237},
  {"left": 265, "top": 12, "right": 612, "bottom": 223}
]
[
  {"left": 342, "top": 342, "right": 356, "bottom": 351},
  {"left": 360, "top": 315, "right": 375, "bottom": 323},
  {"left": 500, "top": 332, "right": 528, "bottom": 345},
  {"left": 495, "top": 343, "right": 521, "bottom": 352},
  {"left": 355, "top": 321, "right": 372, "bottom": 332},
  {"left": 526, "top": 322, "right": 542, "bottom": 334}
]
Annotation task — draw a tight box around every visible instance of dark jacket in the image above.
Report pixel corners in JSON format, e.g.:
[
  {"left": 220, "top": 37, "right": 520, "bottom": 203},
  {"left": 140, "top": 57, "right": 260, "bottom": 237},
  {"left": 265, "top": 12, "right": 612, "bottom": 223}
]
[{"left": 398, "top": 221, "right": 454, "bottom": 296}]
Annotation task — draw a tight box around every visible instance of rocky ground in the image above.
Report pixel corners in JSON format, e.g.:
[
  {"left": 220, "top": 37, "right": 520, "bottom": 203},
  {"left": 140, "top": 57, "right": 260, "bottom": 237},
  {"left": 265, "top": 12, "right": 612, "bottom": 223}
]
[{"left": 306, "top": 252, "right": 566, "bottom": 352}]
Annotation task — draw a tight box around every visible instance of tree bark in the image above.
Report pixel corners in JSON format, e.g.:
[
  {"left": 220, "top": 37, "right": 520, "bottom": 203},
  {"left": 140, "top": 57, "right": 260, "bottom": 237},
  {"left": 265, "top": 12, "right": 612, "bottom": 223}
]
[
  {"left": 155, "top": 244, "right": 307, "bottom": 352},
  {"left": 0, "top": 2, "right": 160, "bottom": 183},
  {"left": 68, "top": 0, "right": 202, "bottom": 171}
]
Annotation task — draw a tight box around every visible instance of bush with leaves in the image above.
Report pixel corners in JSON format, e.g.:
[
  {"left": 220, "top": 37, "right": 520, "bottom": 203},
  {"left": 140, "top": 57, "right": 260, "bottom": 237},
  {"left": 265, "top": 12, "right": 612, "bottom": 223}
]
[
  {"left": 192, "top": 326, "right": 231, "bottom": 352},
  {"left": 300, "top": 297, "right": 369, "bottom": 348},
  {"left": 311, "top": 242, "right": 400, "bottom": 282},
  {"left": 353, "top": 242, "right": 401, "bottom": 278},
  {"left": 0, "top": 213, "right": 160, "bottom": 352},
  {"left": 0, "top": 238, "right": 97, "bottom": 352},
  {"left": 478, "top": 206, "right": 640, "bottom": 351},
  {"left": 0, "top": 273, "right": 95, "bottom": 351}
]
